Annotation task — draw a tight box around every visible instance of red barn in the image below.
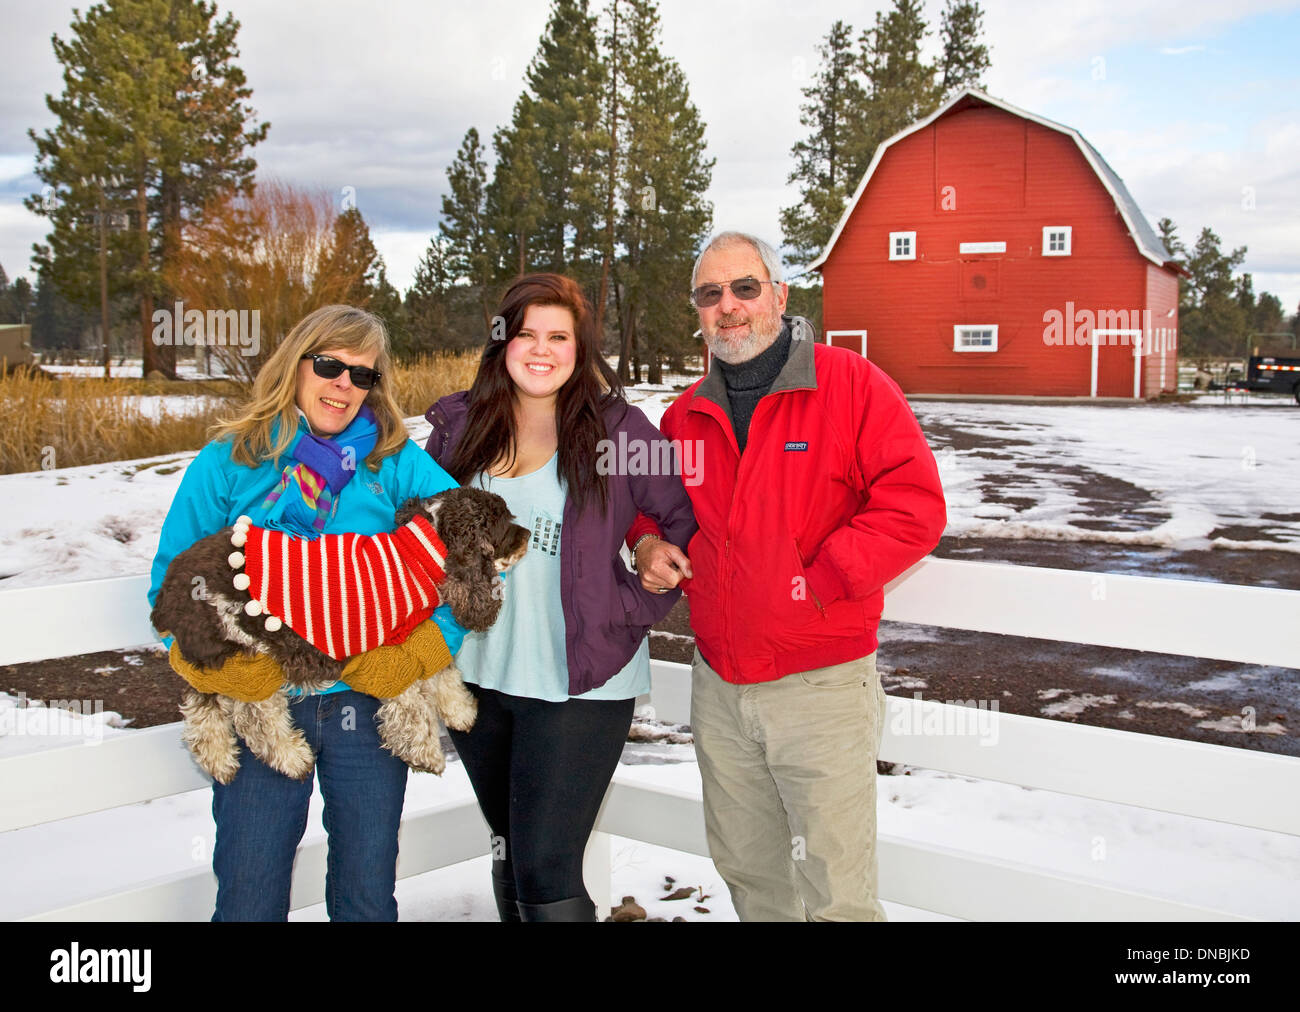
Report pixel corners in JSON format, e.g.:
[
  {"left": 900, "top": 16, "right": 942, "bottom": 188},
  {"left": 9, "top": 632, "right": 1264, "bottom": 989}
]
[{"left": 811, "top": 89, "right": 1184, "bottom": 398}]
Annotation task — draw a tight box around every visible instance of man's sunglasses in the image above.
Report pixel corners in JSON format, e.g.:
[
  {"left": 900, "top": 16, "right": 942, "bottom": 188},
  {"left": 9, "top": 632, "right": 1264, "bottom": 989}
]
[
  {"left": 689, "top": 276, "right": 783, "bottom": 309},
  {"left": 301, "top": 354, "right": 381, "bottom": 390}
]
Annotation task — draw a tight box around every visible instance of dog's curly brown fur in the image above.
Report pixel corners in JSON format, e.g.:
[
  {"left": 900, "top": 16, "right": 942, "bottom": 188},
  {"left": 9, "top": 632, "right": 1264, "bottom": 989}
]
[{"left": 154, "top": 487, "right": 529, "bottom": 782}]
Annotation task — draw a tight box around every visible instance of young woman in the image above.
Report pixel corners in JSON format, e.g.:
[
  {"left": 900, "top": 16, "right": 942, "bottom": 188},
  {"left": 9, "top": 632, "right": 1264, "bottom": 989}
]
[
  {"left": 149, "top": 305, "right": 460, "bottom": 921},
  {"left": 425, "top": 273, "right": 696, "bottom": 922}
]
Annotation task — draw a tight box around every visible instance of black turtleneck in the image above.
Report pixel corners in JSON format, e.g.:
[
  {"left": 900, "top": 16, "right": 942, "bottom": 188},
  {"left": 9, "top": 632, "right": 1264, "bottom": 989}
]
[{"left": 715, "top": 319, "right": 792, "bottom": 453}]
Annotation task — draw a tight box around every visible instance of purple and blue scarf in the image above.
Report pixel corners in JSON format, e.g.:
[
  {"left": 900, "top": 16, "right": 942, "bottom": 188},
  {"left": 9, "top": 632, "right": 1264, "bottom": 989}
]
[{"left": 260, "top": 404, "right": 379, "bottom": 538}]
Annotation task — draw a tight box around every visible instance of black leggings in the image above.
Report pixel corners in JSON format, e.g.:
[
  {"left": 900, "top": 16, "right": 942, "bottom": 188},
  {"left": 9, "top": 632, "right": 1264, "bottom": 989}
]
[{"left": 446, "top": 684, "right": 635, "bottom": 904}]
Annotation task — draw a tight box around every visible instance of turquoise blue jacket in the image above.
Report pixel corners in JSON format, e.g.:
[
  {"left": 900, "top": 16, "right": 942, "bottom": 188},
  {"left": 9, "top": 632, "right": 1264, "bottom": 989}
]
[{"left": 148, "top": 419, "right": 463, "bottom": 693}]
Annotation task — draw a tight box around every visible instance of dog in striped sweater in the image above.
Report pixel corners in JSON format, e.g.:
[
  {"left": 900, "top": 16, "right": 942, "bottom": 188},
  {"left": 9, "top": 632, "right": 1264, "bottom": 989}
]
[{"left": 152, "top": 487, "right": 529, "bottom": 782}]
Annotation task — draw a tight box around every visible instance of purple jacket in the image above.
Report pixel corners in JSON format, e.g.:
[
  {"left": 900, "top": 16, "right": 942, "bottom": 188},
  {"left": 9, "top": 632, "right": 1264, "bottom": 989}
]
[{"left": 424, "top": 391, "right": 698, "bottom": 695}]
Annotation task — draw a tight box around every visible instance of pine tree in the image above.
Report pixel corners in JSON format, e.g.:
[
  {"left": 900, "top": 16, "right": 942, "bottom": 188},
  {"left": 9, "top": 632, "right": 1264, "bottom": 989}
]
[
  {"left": 1251, "top": 291, "right": 1285, "bottom": 342},
  {"left": 406, "top": 234, "right": 454, "bottom": 353},
  {"left": 485, "top": 94, "right": 546, "bottom": 278},
  {"left": 1181, "top": 227, "right": 1247, "bottom": 357},
  {"left": 2, "top": 265, "right": 37, "bottom": 327},
  {"left": 324, "top": 207, "right": 382, "bottom": 304},
  {"left": 368, "top": 262, "right": 409, "bottom": 359},
  {"left": 440, "top": 127, "right": 494, "bottom": 331},
  {"left": 26, "top": 0, "right": 266, "bottom": 378},
  {"left": 613, "top": 0, "right": 713, "bottom": 383},
  {"left": 852, "top": 0, "right": 943, "bottom": 181},
  {"left": 780, "top": 21, "right": 865, "bottom": 267},
  {"left": 519, "top": 0, "right": 607, "bottom": 276},
  {"left": 938, "top": 0, "right": 991, "bottom": 97},
  {"left": 1156, "top": 217, "right": 1186, "bottom": 263},
  {"left": 781, "top": 3, "right": 990, "bottom": 270}
]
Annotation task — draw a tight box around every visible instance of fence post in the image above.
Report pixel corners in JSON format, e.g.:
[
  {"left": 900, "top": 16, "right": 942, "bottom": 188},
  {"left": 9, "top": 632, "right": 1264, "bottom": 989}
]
[{"left": 583, "top": 831, "right": 613, "bottom": 922}]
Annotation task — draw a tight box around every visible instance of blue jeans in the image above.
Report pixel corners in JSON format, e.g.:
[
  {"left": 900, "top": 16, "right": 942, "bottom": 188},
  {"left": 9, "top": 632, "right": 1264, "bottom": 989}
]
[{"left": 210, "top": 691, "right": 409, "bottom": 921}]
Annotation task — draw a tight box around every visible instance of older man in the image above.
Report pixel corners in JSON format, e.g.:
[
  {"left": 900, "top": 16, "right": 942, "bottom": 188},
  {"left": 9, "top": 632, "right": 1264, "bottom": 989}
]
[{"left": 627, "top": 231, "right": 946, "bottom": 921}]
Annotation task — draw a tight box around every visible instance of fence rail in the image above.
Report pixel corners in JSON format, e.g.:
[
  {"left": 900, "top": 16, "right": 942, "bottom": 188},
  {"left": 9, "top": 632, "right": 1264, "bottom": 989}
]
[{"left": 2, "top": 557, "right": 1297, "bottom": 921}]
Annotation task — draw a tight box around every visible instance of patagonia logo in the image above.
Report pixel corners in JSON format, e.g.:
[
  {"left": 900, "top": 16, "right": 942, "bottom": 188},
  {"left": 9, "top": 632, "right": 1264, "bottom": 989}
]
[{"left": 784, "top": 441, "right": 809, "bottom": 452}]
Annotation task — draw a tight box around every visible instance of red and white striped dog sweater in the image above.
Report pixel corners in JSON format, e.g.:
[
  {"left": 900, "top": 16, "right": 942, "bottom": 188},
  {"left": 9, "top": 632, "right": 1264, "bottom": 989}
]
[{"left": 230, "top": 515, "right": 448, "bottom": 661}]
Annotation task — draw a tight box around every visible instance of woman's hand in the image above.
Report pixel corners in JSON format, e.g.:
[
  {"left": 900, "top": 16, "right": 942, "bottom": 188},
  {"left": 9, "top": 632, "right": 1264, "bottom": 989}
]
[{"left": 634, "top": 537, "right": 693, "bottom": 594}]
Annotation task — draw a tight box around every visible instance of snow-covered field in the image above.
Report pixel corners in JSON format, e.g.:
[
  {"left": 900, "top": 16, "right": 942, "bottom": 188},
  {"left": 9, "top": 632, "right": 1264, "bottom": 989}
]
[
  {"left": 38, "top": 358, "right": 230, "bottom": 380},
  {"left": 912, "top": 398, "right": 1300, "bottom": 552},
  {"left": 2, "top": 388, "right": 1297, "bottom": 921}
]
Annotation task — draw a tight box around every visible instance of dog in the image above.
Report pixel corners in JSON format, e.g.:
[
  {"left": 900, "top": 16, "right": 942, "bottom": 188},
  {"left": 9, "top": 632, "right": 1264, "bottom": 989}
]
[{"left": 152, "top": 487, "right": 529, "bottom": 783}]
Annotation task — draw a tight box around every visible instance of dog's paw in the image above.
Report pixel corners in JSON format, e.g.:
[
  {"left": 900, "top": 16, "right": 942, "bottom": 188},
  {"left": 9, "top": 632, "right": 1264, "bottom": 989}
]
[
  {"left": 437, "top": 682, "right": 478, "bottom": 732},
  {"left": 180, "top": 691, "right": 242, "bottom": 784},
  {"left": 390, "top": 736, "right": 446, "bottom": 776},
  {"left": 265, "top": 734, "right": 316, "bottom": 781},
  {"left": 205, "top": 749, "right": 242, "bottom": 786},
  {"left": 377, "top": 691, "right": 447, "bottom": 775}
]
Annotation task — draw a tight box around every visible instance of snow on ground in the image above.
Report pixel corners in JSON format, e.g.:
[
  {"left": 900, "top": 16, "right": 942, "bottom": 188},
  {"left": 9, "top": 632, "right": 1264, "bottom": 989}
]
[
  {"left": 39, "top": 358, "right": 231, "bottom": 380},
  {"left": 117, "top": 395, "right": 225, "bottom": 421},
  {"left": 2, "top": 396, "right": 1296, "bottom": 591},
  {"left": 910, "top": 399, "right": 1300, "bottom": 552},
  {"left": 1, "top": 707, "right": 1294, "bottom": 921},
  {"left": 0, "top": 691, "right": 135, "bottom": 757}
]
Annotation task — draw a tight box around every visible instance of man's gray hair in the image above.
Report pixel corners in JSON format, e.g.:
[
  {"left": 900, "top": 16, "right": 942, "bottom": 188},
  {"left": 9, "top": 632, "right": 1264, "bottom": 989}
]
[{"left": 691, "top": 231, "right": 784, "bottom": 289}]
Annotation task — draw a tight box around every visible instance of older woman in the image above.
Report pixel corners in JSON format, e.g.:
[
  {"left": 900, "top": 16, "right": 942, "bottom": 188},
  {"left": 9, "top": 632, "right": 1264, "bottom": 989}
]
[
  {"left": 148, "top": 305, "right": 458, "bottom": 921},
  {"left": 425, "top": 273, "right": 697, "bottom": 921}
]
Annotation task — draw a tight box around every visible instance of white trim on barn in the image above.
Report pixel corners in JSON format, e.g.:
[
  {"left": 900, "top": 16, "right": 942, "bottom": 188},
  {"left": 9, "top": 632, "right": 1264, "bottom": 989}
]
[
  {"left": 959, "top": 241, "right": 1006, "bottom": 254},
  {"left": 1090, "top": 328, "right": 1142, "bottom": 398},
  {"left": 889, "top": 231, "right": 916, "bottom": 260},
  {"left": 954, "top": 325, "right": 998, "bottom": 352},
  {"left": 826, "top": 329, "right": 868, "bottom": 357},
  {"left": 1042, "top": 226, "right": 1073, "bottom": 256},
  {"left": 810, "top": 89, "right": 1170, "bottom": 272}
]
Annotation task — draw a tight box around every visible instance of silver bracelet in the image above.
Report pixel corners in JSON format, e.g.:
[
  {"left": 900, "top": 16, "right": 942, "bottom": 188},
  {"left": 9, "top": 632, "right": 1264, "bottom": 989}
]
[{"left": 631, "top": 533, "right": 659, "bottom": 573}]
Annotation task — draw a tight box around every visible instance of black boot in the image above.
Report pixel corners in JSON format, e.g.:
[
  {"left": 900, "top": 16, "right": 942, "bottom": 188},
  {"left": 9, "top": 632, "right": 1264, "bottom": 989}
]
[
  {"left": 516, "top": 896, "right": 597, "bottom": 922},
  {"left": 492, "top": 872, "right": 521, "bottom": 922}
]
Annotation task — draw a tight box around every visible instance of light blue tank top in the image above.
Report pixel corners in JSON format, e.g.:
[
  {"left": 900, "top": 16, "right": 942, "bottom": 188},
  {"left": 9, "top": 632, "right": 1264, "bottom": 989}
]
[{"left": 455, "top": 451, "right": 650, "bottom": 701}]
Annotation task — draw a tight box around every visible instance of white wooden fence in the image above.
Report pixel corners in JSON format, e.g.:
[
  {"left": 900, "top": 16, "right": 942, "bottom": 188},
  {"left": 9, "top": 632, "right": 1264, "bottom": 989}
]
[{"left": 2, "top": 557, "right": 1297, "bottom": 921}]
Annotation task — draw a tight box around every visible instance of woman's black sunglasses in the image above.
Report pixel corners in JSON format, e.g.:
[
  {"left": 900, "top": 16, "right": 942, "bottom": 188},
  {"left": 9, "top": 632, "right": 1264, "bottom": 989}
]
[
  {"left": 301, "top": 354, "right": 381, "bottom": 390},
  {"left": 690, "top": 276, "right": 782, "bottom": 309}
]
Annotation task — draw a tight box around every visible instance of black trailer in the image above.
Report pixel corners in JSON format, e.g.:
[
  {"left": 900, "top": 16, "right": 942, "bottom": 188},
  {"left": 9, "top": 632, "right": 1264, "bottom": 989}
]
[
  {"left": 1245, "top": 349, "right": 1300, "bottom": 404},
  {"left": 1214, "top": 347, "right": 1300, "bottom": 404}
]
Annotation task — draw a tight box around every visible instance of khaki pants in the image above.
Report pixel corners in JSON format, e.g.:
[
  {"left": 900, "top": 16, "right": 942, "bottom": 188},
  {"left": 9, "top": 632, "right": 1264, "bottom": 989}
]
[{"left": 690, "top": 647, "right": 887, "bottom": 921}]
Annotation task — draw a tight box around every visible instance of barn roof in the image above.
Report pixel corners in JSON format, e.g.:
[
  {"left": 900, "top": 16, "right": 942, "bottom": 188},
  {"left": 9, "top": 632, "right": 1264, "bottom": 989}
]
[{"left": 808, "top": 89, "right": 1175, "bottom": 272}]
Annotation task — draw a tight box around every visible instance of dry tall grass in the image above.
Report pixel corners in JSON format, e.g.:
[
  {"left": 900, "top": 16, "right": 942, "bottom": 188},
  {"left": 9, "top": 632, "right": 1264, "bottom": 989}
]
[
  {"left": 0, "top": 352, "right": 482, "bottom": 475},
  {"left": 387, "top": 351, "right": 480, "bottom": 419}
]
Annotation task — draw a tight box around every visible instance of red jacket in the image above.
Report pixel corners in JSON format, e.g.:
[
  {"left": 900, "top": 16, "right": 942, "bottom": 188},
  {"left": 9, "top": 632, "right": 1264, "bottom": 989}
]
[{"left": 630, "top": 319, "right": 946, "bottom": 684}]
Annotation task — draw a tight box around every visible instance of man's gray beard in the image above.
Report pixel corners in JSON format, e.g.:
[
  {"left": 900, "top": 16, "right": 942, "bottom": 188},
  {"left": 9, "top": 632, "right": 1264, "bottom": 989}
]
[{"left": 704, "top": 308, "right": 785, "bottom": 364}]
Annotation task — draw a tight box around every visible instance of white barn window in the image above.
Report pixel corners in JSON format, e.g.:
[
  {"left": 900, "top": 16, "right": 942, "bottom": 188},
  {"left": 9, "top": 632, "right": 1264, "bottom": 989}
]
[
  {"left": 889, "top": 231, "right": 916, "bottom": 260},
  {"left": 1042, "top": 226, "right": 1072, "bottom": 256},
  {"left": 954, "top": 325, "right": 998, "bottom": 352}
]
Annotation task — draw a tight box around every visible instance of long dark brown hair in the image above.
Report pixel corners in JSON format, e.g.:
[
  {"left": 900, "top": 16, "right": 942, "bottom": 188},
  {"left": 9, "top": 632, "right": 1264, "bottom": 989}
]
[{"left": 447, "top": 273, "right": 624, "bottom": 515}]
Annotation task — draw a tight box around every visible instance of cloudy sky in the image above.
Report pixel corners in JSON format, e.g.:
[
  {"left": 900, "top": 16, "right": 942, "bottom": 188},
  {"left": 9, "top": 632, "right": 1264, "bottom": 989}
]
[{"left": 2, "top": 0, "right": 1297, "bottom": 313}]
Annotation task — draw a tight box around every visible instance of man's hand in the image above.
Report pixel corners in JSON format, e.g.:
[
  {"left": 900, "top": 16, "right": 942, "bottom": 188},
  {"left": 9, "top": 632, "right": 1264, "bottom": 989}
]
[{"left": 634, "top": 536, "right": 693, "bottom": 594}]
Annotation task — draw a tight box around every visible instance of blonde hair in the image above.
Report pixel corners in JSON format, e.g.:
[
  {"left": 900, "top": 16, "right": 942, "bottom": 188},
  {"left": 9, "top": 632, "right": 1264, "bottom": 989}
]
[{"left": 211, "top": 305, "right": 408, "bottom": 471}]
